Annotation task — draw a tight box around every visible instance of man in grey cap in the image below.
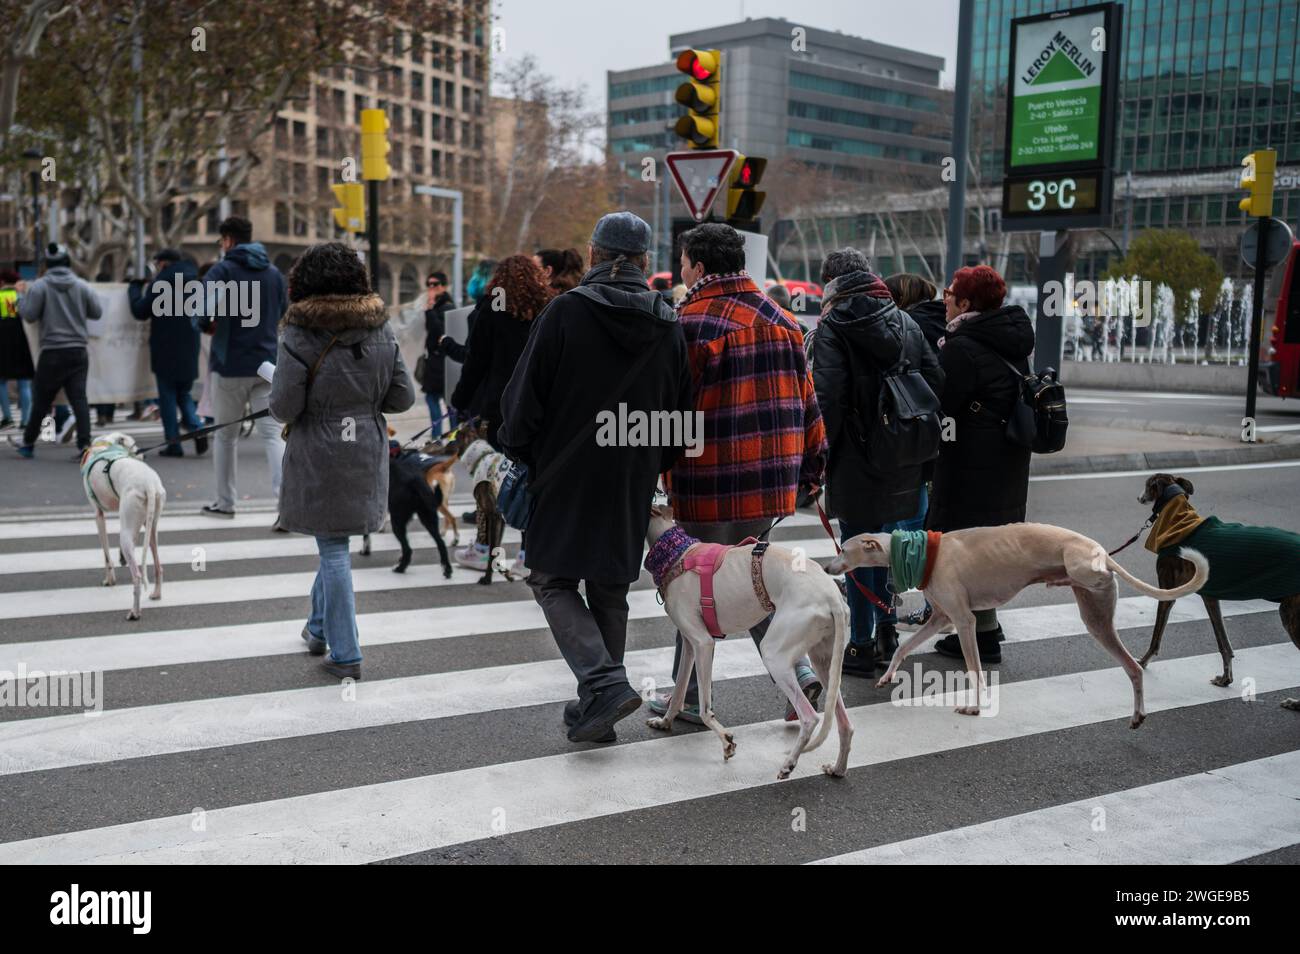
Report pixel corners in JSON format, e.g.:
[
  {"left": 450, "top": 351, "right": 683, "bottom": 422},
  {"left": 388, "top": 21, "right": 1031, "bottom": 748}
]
[
  {"left": 11, "top": 243, "right": 102, "bottom": 458},
  {"left": 500, "top": 212, "right": 693, "bottom": 744}
]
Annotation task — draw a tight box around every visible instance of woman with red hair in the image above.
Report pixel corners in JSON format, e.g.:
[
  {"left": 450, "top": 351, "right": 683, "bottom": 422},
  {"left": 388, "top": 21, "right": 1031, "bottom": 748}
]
[
  {"left": 449, "top": 255, "right": 555, "bottom": 449},
  {"left": 928, "top": 264, "right": 1034, "bottom": 663}
]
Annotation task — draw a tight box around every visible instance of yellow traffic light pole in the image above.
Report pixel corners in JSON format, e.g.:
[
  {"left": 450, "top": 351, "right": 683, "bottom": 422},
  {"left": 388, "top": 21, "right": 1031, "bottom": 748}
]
[
  {"left": 360, "top": 108, "right": 391, "bottom": 297},
  {"left": 1241, "top": 148, "right": 1277, "bottom": 434}
]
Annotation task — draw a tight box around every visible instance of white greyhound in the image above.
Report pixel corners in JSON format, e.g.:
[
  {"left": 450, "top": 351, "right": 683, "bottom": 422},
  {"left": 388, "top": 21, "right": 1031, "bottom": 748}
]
[
  {"left": 81, "top": 432, "right": 166, "bottom": 620},
  {"left": 827, "top": 522, "right": 1208, "bottom": 728},
  {"left": 645, "top": 503, "right": 852, "bottom": 780}
]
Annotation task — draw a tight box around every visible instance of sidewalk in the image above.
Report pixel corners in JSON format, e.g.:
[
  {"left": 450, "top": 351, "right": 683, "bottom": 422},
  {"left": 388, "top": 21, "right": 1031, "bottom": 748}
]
[{"left": 1032, "top": 417, "right": 1300, "bottom": 475}]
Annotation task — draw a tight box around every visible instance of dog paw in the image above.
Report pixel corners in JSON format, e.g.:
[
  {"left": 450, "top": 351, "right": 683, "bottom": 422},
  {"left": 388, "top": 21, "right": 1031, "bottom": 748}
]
[
  {"left": 1138, "top": 656, "right": 1153, "bottom": 669},
  {"left": 1130, "top": 712, "right": 1146, "bottom": 729},
  {"left": 874, "top": 674, "right": 896, "bottom": 689},
  {"left": 722, "top": 733, "right": 736, "bottom": 760},
  {"left": 822, "top": 763, "right": 846, "bottom": 778},
  {"left": 955, "top": 705, "right": 980, "bottom": 717},
  {"left": 646, "top": 717, "right": 671, "bottom": 732},
  {"left": 442, "top": 566, "right": 454, "bottom": 579},
  {"left": 126, "top": 610, "right": 141, "bottom": 621},
  {"left": 776, "top": 766, "right": 792, "bottom": 780},
  {"left": 149, "top": 592, "right": 161, "bottom": 601},
  {"left": 476, "top": 577, "right": 492, "bottom": 586},
  {"left": 1210, "top": 675, "right": 1232, "bottom": 688},
  {"left": 102, "top": 577, "right": 116, "bottom": 587}
]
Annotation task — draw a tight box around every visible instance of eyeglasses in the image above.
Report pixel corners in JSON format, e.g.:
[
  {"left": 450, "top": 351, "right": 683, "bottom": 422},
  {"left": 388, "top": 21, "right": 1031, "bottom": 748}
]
[{"left": 427, "top": 281, "right": 443, "bottom": 289}]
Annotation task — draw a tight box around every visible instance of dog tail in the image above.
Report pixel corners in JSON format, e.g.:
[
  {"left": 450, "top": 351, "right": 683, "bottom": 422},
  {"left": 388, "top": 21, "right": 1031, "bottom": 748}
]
[
  {"left": 804, "top": 588, "right": 848, "bottom": 754},
  {"left": 1105, "top": 547, "right": 1208, "bottom": 600}
]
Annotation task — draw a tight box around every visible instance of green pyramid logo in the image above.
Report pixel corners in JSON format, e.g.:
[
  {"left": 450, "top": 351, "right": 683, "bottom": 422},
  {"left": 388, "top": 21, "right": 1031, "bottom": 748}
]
[{"left": 1031, "top": 48, "right": 1088, "bottom": 85}]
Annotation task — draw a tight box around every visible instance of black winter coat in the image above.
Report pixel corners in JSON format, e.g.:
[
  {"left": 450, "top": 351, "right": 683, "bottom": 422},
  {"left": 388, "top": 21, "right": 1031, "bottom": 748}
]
[
  {"left": 906, "top": 298, "right": 948, "bottom": 354},
  {"left": 499, "top": 261, "right": 693, "bottom": 583},
  {"left": 928, "top": 304, "right": 1035, "bottom": 532},
  {"left": 813, "top": 293, "right": 943, "bottom": 528},
  {"left": 421, "top": 291, "right": 454, "bottom": 394},
  {"left": 450, "top": 298, "right": 534, "bottom": 424},
  {"left": 128, "top": 260, "right": 201, "bottom": 382}
]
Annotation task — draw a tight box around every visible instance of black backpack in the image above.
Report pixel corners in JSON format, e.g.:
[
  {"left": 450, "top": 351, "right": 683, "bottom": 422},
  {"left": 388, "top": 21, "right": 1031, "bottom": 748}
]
[
  {"left": 844, "top": 345, "right": 943, "bottom": 468},
  {"left": 993, "top": 355, "right": 1069, "bottom": 454}
]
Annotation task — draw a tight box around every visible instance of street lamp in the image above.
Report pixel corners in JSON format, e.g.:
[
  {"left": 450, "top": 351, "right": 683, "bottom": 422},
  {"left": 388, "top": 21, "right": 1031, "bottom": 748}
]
[{"left": 22, "top": 148, "right": 42, "bottom": 269}]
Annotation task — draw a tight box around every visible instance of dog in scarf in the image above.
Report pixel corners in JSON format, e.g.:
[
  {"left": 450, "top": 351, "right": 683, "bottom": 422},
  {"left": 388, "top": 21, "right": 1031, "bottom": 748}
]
[
  {"left": 1138, "top": 473, "right": 1300, "bottom": 709},
  {"left": 80, "top": 432, "right": 166, "bottom": 620},
  {"left": 452, "top": 422, "right": 519, "bottom": 585},
  {"left": 645, "top": 503, "right": 851, "bottom": 780},
  {"left": 829, "top": 522, "right": 1209, "bottom": 728}
]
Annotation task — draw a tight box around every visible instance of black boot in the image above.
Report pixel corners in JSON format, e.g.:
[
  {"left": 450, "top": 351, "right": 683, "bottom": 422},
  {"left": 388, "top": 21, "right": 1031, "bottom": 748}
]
[
  {"left": 563, "top": 697, "right": 615, "bottom": 742},
  {"left": 875, "top": 622, "right": 899, "bottom": 663},
  {"left": 933, "top": 627, "right": 1003, "bottom": 664},
  {"left": 842, "top": 642, "right": 877, "bottom": 678}
]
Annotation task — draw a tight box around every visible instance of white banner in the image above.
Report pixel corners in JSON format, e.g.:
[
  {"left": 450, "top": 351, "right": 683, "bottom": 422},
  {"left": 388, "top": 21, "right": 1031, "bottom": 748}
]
[{"left": 22, "top": 283, "right": 156, "bottom": 405}]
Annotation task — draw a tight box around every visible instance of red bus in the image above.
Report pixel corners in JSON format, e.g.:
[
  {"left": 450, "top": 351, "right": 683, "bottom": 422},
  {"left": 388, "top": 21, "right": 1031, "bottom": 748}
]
[{"left": 1260, "top": 238, "right": 1300, "bottom": 397}]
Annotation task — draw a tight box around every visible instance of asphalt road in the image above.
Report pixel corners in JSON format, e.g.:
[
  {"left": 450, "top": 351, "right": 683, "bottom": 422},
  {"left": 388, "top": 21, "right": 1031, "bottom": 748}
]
[
  {"left": 1068, "top": 387, "right": 1300, "bottom": 432},
  {"left": 0, "top": 457, "right": 1297, "bottom": 864}
]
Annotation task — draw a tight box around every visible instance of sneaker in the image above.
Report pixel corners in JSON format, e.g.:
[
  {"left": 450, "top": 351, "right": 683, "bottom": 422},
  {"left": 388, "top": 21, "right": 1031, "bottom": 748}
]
[
  {"left": 271, "top": 516, "right": 288, "bottom": 533},
  {"left": 562, "top": 698, "right": 615, "bottom": 742},
  {"left": 12, "top": 440, "right": 33, "bottom": 459},
  {"left": 785, "top": 664, "right": 823, "bottom": 721},
  {"left": 514, "top": 548, "right": 527, "bottom": 574},
  {"left": 842, "top": 642, "right": 877, "bottom": 678},
  {"left": 933, "top": 629, "right": 1002, "bottom": 664},
  {"left": 898, "top": 605, "right": 933, "bottom": 630},
  {"left": 568, "top": 684, "right": 641, "bottom": 742},
  {"left": 200, "top": 504, "right": 235, "bottom": 519},
  {"left": 57, "top": 417, "right": 75, "bottom": 444},
  {"left": 301, "top": 625, "right": 327, "bottom": 656},
  {"left": 645, "top": 690, "right": 704, "bottom": 725},
  {"left": 321, "top": 656, "right": 361, "bottom": 680},
  {"left": 0, "top": 417, "right": 12, "bottom": 430},
  {"left": 455, "top": 542, "right": 490, "bottom": 571}
]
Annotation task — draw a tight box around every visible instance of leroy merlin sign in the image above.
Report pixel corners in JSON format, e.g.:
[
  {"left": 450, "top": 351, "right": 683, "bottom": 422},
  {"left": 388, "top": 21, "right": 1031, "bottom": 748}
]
[
  {"left": 1008, "top": 4, "right": 1117, "bottom": 169},
  {"left": 1002, "top": 2, "right": 1121, "bottom": 231}
]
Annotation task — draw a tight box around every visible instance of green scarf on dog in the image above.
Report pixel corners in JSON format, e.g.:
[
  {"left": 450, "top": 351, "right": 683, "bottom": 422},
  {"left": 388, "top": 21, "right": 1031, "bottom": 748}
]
[{"left": 889, "top": 529, "right": 930, "bottom": 593}]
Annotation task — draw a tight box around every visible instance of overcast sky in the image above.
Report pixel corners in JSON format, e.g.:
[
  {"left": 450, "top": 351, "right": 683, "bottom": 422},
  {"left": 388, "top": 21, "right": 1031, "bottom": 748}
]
[{"left": 494, "top": 0, "right": 961, "bottom": 110}]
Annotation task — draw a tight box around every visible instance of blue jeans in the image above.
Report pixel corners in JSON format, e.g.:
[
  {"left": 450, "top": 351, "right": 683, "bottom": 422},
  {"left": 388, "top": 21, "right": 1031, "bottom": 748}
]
[
  {"left": 308, "top": 536, "right": 361, "bottom": 665},
  {"left": 156, "top": 376, "right": 202, "bottom": 445},
  {"left": 840, "top": 486, "right": 929, "bottom": 646},
  {"left": 0, "top": 379, "right": 32, "bottom": 424},
  {"left": 425, "top": 393, "right": 448, "bottom": 434}
]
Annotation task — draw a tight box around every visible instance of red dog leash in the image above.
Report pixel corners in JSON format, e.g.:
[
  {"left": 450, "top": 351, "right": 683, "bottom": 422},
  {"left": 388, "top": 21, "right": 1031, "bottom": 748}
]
[{"left": 815, "top": 499, "right": 896, "bottom": 614}]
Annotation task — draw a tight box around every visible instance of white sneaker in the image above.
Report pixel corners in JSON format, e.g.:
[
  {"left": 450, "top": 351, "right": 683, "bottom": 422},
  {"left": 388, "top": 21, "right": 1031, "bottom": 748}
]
[
  {"left": 455, "top": 542, "right": 490, "bottom": 571},
  {"left": 57, "top": 416, "right": 76, "bottom": 444}
]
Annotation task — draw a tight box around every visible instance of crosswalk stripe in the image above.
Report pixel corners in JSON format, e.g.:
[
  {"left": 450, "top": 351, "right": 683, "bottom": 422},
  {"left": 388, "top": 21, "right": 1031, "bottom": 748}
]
[
  {"left": 0, "top": 590, "right": 1279, "bottom": 680},
  {"left": 0, "top": 642, "right": 1293, "bottom": 864},
  {"left": 811, "top": 750, "right": 1300, "bottom": 865}
]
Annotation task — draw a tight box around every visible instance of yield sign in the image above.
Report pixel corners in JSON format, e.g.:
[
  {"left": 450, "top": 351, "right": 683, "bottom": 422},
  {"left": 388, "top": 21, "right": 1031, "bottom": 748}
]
[{"left": 665, "top": 149, "right": 738, "bottom": 221}]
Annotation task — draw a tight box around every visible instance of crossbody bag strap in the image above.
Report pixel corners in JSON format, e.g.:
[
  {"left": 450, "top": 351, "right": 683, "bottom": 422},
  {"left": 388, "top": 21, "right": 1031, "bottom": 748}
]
[
  {"left": 282, "top": 334, "right": 339, "bottom": 438},
  {"left": 526, "top": 337, "right": 662, "bottom": 496}
]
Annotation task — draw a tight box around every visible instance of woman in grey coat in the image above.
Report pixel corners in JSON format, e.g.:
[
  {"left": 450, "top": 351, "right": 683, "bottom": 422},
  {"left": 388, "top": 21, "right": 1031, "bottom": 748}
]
[{"left": 270, "top": 243, "right": 415, "bottom": 680}]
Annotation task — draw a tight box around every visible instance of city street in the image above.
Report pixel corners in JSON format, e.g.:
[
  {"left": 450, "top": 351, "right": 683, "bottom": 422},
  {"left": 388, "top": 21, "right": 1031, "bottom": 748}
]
[{"left": 0, "top": 408, "right": 1297, "bottom": 864}]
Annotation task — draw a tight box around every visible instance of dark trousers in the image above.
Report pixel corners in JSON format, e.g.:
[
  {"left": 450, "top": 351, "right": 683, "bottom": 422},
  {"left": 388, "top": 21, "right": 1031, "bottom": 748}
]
[
  {"left": 155, "top": 375, "right": 201, "bottom": 445},
  {"left": 529, "top": 572, "right": 632, "bottom": 699},
  {"left": 670, "top": 518, "right": 774, "bottom": 705},
  {"left": 23, "top": 347, "right": 90, "bottom": 450}
]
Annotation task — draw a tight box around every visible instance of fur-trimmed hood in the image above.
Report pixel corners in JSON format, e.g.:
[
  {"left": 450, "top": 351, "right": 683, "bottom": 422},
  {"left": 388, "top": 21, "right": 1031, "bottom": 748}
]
[{"left": 281, "top": 294, "right": 388, "bottom": 335}]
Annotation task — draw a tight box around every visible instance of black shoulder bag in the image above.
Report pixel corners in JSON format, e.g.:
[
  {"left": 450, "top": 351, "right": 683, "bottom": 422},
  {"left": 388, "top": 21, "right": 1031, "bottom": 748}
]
[{"left": 841, "top": 337, "right": 942, "bottom": 469}]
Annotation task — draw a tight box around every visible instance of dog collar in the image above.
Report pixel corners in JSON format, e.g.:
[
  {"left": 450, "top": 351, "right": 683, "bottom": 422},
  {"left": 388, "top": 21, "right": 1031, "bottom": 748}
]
[
  {"left": 1151, "top": 483, "right": 1187, "bottom": 518},
  {"left": 646, "top": 526, "right": 696, "bottom": 590}
]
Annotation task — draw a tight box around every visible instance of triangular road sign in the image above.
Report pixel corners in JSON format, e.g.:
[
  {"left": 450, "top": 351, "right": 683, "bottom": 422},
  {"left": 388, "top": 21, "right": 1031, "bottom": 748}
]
[{"left": 665, "top": 150, "right": 738, "bottom": 221}]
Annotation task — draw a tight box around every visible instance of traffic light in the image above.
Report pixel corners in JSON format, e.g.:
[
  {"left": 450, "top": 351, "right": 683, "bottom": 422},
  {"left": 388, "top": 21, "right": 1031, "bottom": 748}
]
[
  {"left": 1239, "top": 148, "right": 1276, "bottom": 217},
  {"left": 331, "top": 183, "right": 365, "bottom": 232},
  {"left": 725, "top": 154, "right": 767, "bottom": 224},
  {"left": 673, "top": 48, "right": 720, "bottom": 149},
  {"left": 360, "top": 108, "right": 391, "bottom": 181}
]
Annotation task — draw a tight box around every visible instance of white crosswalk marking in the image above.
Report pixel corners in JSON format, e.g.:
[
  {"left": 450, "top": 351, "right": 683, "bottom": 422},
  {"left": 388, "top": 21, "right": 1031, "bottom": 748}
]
[{"left": 0, "top": 510, "right": 1297, "bottom": 865}]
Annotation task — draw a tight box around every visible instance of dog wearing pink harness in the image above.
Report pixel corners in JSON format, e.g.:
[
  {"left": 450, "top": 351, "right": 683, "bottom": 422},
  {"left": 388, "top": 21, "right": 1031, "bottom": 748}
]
[{"left": 644, "top": 504, "right": 852, "bottom": 780}]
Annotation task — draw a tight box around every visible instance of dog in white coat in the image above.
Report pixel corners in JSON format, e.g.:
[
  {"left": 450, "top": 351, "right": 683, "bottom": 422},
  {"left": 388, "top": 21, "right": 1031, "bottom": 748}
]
[{"left": 80, "top": 432, "right": 166, "bottom": 620}]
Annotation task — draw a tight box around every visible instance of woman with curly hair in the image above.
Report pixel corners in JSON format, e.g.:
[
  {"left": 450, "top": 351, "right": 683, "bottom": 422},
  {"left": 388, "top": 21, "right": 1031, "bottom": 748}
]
[{"left": 449, "top": 254, "right": 555, "bottom": 449}]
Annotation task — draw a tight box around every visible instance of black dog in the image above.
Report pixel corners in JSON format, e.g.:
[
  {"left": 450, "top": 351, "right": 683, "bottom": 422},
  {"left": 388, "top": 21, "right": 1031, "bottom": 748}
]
[{"left": 388, "top": 445, "right": 453, "bottom": 578}]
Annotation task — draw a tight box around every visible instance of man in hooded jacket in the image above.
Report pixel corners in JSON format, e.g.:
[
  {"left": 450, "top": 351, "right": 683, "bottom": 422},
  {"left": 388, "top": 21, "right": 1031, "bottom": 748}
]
[
  {"left": 500, "top": 211, "right": 692, "bottom": 745},
  {"left": 197, "top": 216, "right": 288, "bottom": 518}
]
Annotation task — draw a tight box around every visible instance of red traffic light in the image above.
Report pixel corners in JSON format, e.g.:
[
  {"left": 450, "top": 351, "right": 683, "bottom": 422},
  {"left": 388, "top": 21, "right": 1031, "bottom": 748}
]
[
  {"left": 676, "top": 49, "right": 718, "bottom": 81},
  {"left": 737, "top": 162, "right": 754, "bottom": 186}
]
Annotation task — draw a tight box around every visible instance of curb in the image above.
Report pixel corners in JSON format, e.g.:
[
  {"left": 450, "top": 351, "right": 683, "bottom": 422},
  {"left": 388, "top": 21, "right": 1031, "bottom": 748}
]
[{"left": 1031, "top": 417, "right": 1300, "bottom": 476}]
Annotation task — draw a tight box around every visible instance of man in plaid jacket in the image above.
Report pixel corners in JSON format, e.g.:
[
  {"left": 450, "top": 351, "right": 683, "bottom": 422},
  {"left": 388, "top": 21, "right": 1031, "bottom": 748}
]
[{"left": 650, "top": 223, "right": 829, "bottom": 724}]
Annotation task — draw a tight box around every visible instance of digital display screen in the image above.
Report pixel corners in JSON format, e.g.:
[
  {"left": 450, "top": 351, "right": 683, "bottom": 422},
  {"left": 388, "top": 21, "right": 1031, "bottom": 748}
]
[{"left": 1004, "top": 174, "right": 1101, "bottom": 216}]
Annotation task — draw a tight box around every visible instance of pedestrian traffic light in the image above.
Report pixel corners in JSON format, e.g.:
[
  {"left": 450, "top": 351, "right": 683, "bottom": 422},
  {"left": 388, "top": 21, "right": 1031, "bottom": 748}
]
[
  {"left": 360, "top": 108, "right": 391, "bottom": 181},
  {"left": 1238, "top": 149, "right": 1276, "bottom": 217},
  {"left": 331, "top": 183, "right": 365, "bottom": 232},
  {"left": 725, "top": 154, "right": 767, "bottom": 224},
  {"left": 674, "top": 48, "right": 721, "bottom": 149}
]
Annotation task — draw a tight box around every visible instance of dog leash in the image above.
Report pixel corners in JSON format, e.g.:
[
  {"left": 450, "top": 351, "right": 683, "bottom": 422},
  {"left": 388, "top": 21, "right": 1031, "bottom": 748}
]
[
  {"left": 404, "top": 407, "right": 454, "bottom": 446},
  {"left": 1107, "top": 515, "right": 1155, "bottom": 556},
  {"left": 135, "top": 409, "right": 270, "bottom": 456},
  {"left": 814, "top": 499, "right": 896, "bottom": 613}
]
